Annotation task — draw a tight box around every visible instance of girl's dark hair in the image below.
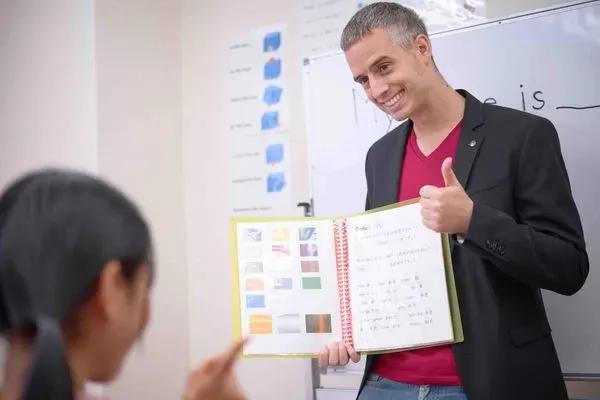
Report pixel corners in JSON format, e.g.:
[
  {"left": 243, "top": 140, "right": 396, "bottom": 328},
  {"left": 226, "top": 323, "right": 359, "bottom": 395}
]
[{"left": 0, "top": 169, "right": 153, "bottom": 399}]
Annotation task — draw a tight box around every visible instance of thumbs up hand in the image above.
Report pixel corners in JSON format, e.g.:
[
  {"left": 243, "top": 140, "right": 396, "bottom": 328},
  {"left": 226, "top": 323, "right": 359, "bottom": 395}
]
[
  {"left": 419, "top": 157, "right": 474, "bottom": 235},
  {"left": 441, "top": 156, "right": 461, "bottom": 188}
]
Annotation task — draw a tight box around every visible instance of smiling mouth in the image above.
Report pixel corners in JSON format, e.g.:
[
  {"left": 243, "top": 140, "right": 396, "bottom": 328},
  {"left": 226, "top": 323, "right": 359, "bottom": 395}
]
[{"left": 382, "top": 89, "right": 405, "bottom": 108}]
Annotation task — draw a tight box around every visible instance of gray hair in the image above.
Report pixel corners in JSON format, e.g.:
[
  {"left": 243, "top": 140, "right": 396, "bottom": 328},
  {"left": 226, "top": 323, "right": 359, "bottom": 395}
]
[{"left": 340, "top": 2, "right": 428, "bottom": 51}]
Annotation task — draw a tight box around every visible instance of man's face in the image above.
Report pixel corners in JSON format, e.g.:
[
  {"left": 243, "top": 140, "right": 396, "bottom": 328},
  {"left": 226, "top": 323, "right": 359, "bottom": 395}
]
[{"left": 344, "top": 28, "right": 429, "bottom": 121}]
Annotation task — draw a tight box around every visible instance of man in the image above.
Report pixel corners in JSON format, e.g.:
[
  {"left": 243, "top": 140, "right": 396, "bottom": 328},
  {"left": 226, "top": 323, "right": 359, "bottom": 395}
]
[{"left": 318, "top": 3, "right": 589, "bottom": 400}]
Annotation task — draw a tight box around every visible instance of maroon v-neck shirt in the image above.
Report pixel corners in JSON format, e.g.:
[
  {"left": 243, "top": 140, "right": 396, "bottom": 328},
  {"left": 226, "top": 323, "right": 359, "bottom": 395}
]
[{"left": 372, "top": 120, "right": 463, "bottom": 386}]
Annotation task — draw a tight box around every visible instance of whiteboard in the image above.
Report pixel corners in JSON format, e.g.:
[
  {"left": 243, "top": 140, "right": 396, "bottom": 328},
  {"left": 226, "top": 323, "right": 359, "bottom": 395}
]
[{"left": 303, "top": 0, "right": 600, "bottom": 376}]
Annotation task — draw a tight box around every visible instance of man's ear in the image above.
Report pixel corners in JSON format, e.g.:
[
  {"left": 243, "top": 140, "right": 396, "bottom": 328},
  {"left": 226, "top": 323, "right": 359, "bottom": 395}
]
[{"left": 414, "top": 34, "right": 433, "bottom": 62}]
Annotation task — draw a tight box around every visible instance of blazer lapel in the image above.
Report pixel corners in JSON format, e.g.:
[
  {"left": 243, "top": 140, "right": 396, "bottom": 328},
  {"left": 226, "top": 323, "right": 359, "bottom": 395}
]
[
  {"left": 375, "top": 122, "right": 411, "bottom": 208},
  {"left": 454, "top": 89, "right": 486, "bottom": 190}
]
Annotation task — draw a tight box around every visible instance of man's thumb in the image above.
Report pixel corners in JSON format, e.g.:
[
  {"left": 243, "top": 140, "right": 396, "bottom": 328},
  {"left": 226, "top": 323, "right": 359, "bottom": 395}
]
[{"left": 442, "top": 157, "right": 460, "bottom": 187}]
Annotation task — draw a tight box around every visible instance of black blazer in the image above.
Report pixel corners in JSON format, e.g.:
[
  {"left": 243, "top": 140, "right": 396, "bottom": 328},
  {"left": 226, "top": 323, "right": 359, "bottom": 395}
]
[{"left": 359, "top": 90, "right": 589, "bottom": 400}]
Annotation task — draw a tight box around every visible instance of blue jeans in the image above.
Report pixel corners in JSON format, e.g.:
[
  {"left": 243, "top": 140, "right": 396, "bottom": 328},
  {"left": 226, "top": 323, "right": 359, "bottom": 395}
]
[{"left": 358, "top": 374, "right": 468, "bottom": 400}]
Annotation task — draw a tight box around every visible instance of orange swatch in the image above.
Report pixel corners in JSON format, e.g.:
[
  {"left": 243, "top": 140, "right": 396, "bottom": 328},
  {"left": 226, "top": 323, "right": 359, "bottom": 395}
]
[{"left": 249, "top": 315, "right": 273, "bottom": 334}]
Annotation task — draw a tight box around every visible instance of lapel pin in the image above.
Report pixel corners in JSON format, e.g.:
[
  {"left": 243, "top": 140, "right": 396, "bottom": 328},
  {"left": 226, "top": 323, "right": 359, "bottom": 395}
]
[{"left": 468, "top": 140, "right": 477, "bottom": 147}]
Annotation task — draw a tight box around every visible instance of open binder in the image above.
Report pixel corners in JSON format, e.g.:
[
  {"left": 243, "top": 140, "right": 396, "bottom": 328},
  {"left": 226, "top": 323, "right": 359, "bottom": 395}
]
[{"left": 230, "top": 200, "right": 463, "bottom": 357}]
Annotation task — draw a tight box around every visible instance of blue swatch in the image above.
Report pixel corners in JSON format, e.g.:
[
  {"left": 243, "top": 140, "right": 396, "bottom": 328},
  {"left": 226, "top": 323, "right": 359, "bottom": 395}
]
[
  {"left": 264, "top": 58, "right": 281, "bottom": 80},
  {"left": 267, "top": 172, "right": 286, "bottom": 193},
  {"left": 263, "top": 85, "right": 283, "bottom": 105},
  {"left": 261, "top": 111, "right": 279, "bottom": 130},
  {"left": 246, "top": 295, "right": 266, "bottom": 308},
  {"left": 266, "top": 144, "right": 284, "bottom": 165},
  {"left": 263, "top": 32, "right": 281, "bottom": 52}
]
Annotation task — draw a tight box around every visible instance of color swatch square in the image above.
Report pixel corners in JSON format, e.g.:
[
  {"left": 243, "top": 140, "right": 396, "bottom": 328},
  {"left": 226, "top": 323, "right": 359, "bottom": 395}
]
[
  {"left": 267, "top": 172, "right": 286, "bottom": 192},
  {"left": 302, "top": 277, "right": 321, "bottom": 290},
  {"left": 249, "top": 315, "right": 273, "bottom": 334},
  {"left": 245, "top": 278, "right": 265, "bottom": 291},
  {"left": 301, "top": 260, "right": 319, "bottom": 273},
  {"left": 246, "top": 295, "right": 266, "bottom": 308},
  {"left": 264, "top": 58, "right": 281, "bottom": 80},
  {"left": 276, "top": 313, "right": 301, "bottom": 334},
  {"left": 263, "top": 85, "right": 283, "bottom": 105},
  {"left": 266, "top": 143, "right": 284, "bottom": 165},
  {"left": 263, "top": 31, "right": 281, "bottom": 52},
  {"left": 305, "top": 314, "right": 332, "bottom": 333},
  {"left": 300, "top": 243, "right": 318, "bottom": 257},
  {"left": 274, "top": 277, "right": 293, "bottom": 290},
  {"left": 261, "top": 111, "right": 279, "bottom": 130}
]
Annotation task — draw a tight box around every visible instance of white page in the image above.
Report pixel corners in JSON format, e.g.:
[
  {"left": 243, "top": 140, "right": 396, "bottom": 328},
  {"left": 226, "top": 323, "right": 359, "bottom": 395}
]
[
  {"left": 345, "top": 203, "right": 454, "bottom": 352},
  {"left": 236, "top": 220, "right": 342, "bottom": 355}
]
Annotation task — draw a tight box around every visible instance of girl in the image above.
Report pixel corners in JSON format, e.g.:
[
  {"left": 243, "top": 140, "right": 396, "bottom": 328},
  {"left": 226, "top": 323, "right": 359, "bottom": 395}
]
[{"left": 0, "top": 170, "right": 244, "bottom": 400}]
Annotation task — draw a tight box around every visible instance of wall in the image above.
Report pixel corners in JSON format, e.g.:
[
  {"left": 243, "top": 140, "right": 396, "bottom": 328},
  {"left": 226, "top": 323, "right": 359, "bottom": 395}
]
[
  {"left": 0, "top": 0, "right": 98, "bottom": 183},
  {"left": 95, "top": 0, "right": 188, "bottom": 398},
  {"left": 181, "top": 1, "right": 313, "bottom": 399},
  {"left": 0, "top": 1, "right": 188, "bottom": 398}
]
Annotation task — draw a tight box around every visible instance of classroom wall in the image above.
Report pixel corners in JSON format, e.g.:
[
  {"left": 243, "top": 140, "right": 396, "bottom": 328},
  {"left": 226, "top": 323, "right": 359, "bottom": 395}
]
[
  {"left": 95, "top": 0, "right": 189, "bottom": 398},
  {"left": 0, "top": 0, "right": 98, "bottom": 182},
  {"left": 181, "top": 0, "right": 313, "bottom": 398},
  {"left": 0, "top": 1, "right": 189, "bottom": 398}
]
